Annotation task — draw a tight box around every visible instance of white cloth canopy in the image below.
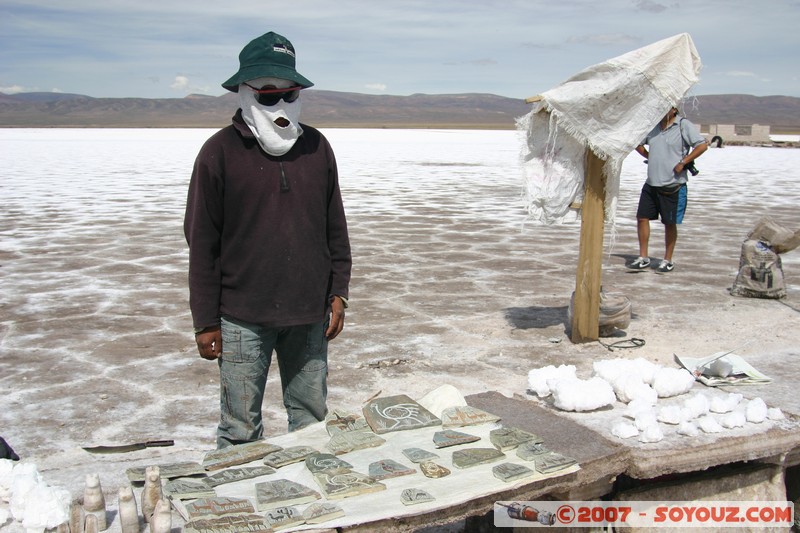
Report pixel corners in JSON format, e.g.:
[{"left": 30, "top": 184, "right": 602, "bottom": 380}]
[{"left": 518, "top": 33, "right": 702, "bottom": 225}]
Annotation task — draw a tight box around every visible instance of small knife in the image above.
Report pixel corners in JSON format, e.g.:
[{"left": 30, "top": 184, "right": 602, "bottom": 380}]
[{"left": 82, "top": 439, "right": 175, "bottom": 454}]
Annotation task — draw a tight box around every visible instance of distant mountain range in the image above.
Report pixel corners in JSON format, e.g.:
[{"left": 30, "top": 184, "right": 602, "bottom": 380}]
[{"left": 1, "top": 91, "right": 799, "bottom": 133}]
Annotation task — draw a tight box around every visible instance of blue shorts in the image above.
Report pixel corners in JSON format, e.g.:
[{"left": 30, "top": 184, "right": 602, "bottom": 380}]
[{"left": 636, "top": 183, "right": 687, "bottom": 225}]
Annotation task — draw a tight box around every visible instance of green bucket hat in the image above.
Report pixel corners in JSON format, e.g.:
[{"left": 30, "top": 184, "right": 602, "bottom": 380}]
[{"left": 222, "top": 31, "right": 314, "bottom": 92}]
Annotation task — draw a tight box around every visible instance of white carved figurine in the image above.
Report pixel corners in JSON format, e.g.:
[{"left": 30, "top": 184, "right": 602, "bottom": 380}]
[
  {"left": 83, "top": 473, "right": 107, "bottom": 530},
  {"left": 141, "top": 465, "right": 163, "bottom": 523},
  {"left": 117, "top": 485, "right": 140, "bottom": 533}
]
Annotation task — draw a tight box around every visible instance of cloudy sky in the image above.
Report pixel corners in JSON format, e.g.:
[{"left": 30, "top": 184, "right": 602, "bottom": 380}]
[{"left": 1, "top": 0, "right": 798, "bottom": 99}]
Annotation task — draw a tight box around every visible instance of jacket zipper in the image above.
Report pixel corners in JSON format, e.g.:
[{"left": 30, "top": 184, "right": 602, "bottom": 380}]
[{"left": 279, "top": 161, "right": 290, "bottom": 192}]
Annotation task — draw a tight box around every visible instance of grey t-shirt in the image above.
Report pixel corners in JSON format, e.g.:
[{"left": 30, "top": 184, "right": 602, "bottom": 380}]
[{"left": 641, "top": 118, "right": 706, "bottom": 187}]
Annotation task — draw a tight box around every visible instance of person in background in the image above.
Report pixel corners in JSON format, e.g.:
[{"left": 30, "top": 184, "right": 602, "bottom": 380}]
[
  {"left": 629, "top": 105, "right": 708, "bottom": 273},
  {"left": 184, "top": 31, "right": 351, "bottom": 448}
]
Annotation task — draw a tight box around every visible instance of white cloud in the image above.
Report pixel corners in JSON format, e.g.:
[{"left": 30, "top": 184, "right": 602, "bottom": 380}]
[
  {"left": 1, "top": 85, "right": 26, "bottom": 94},
  {"left": 167, "top": 75, "right": 216, "bottom": 96},
  {"left": 365, "top": 83, "right": 387, "bottom": 92},
  {"left": 170, "top": 75, "right": 190, "bottom": 90},
  {"left": 0, "top": 84, "right": 61, "bottom": 94}
]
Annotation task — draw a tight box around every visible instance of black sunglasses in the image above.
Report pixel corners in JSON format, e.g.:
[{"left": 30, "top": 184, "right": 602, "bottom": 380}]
[{"left": 244, "top": 83, "right": 302, "bottom": 106}]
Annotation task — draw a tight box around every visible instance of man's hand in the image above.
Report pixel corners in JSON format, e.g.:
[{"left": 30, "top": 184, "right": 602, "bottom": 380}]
[
  {"left": 195, "top": 327, "right": 222, "bottom": 360},
  {"left": 325, "top": 296, "right": 346, "bottom": 341}
]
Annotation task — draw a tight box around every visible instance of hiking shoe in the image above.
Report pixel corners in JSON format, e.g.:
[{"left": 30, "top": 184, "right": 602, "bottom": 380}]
[
  {"left": 656, "top": 260, "right": 675, "bottom": 273},
  {"left": 627, "top": 256, "right": 650, "bottom": 270}
]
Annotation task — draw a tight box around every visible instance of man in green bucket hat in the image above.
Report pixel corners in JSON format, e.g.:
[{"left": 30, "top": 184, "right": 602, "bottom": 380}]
[{"left": 185, "top": 31, "right": 352, "bottom": 448}]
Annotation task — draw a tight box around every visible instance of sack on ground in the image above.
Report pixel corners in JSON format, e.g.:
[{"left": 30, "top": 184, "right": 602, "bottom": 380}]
[
  {"left": 730, "top": 239, "right": 786, "bottom": 299},
  {"left": 747, "top": 217, "right": 800, "bottom": 255}
]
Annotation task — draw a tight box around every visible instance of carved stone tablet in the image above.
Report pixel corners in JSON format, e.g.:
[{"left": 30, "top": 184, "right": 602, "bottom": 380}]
[
  {"left": 401, "top": 488, "right": 435, "bottom": 506},
  {"left": 203, "top": 441, "right": 283, "bottom": 471},
  {"left": 451, "top": 447, "right": 505, "bottom": 469},
  {"left": 419, "top": 461, "right": 450, "bottom": 479},
  {"left": 516, "top": 441, "right": 550, "bottom": 461},
  {"left": 313, "top": 471, "right": 386, "bottom": 500},
  {"left": 489, "top": 426, "right": 542, "bottom": 451},
  {"left": 326, "top": 430, "right": 386, "bottom": 455},
  {"left": 126, "top": 462, "right": 205, "bottom": 483},
  {"left": 302, "top": 502, "right": 345, "bottom": 524},
  {"left": 440, "top": 405, "right": 501, "bottom": 428},
  {"left": 263, "top": 446, "right": 318, "bottom": 468},
  {"left": 432, "top": 430, "right": 481, "bottom": 448},
  {"left": 533, "top": 451, "right": 577, "bottom": 474},
  {"left": 402, "top": 447, "right": 439, "bottom": 464},
  {"left": 163, "top": 478, "right": 216, "bottom": 500},
  {"left": 185, "top": 497, "right": 256, "bottom": 519},
  {"left": 362, "top": 394, "right": 441, "bottom": 434},
  {"left": 492, "top": 462, "right": 536, "bottom": 483},
  {"left": 368, "top": 459, "right": 416, "bottom": 480},
  {"left": 254, "top": 479, "right": 320, "bottom": 511},
  {"left": 325, "top": 410, "right": 370, "bottom": 436},
  {"left": 203, "top": 466, "right": 275, "bottom": 487},
  {"left": 264, "top": 506, "right": 303, "bottom": 531},
  {"left": 184, "top": 514, "right": 270, "bottom": 533},
  {"left": 305, "top": 453, "right": 353, "bottom": 474}
]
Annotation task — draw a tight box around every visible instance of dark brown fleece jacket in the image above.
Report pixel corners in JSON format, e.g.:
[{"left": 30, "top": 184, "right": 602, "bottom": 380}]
[{"left": 184, "top": 111, "right": 351, "bottom": 329}]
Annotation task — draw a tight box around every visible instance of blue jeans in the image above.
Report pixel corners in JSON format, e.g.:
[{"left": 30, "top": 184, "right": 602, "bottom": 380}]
[{"left": 216, "top": 315, "right": 329, "bottom": 448}]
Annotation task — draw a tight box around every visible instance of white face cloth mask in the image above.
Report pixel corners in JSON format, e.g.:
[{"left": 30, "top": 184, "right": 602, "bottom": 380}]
[{"left": 239, "top": 77, "right": 303, "bottom": 156}]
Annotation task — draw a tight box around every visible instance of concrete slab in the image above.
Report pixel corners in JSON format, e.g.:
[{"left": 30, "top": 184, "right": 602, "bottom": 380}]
[{"left": 469, "top": 388, "right": 800, "bottom": 480}]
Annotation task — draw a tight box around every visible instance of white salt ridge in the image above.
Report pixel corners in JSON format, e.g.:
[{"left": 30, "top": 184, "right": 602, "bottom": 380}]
[
  {"left": 634, "top": 410, "right": 658, "bottom": 432},
  {"left": 527, "top": 364, "right": 577, "bottom": 397},
  {"left": 625, "top": 399, "right": 656, "bottom": 419},
  {"left": 0, "top": 460, "right": 13, "bottom": 501},
  {"left": 611, "top": 421, "right": 639, "bottom": 439},
  {"left": 767, "top": 407, "right": 785, "bottom": 420},
  {"left": 657, "top": 405, "right": 690, "bottom": 425},
  {"left": 21, "top": 484, "right": 71, "bottom": 532},
  {"left": 745, "top": 398, "right": 768, "bottom": 423},
  {"left": 677, "top": 421, "right": 700, "bottom": 437},
  {"left": 593, "top": 359, "right": 694, "bottom": 404},
  {"left": 720, "top": 411, "right": 747, "bottom": 429},
  {"left": 638, "top": 424, "right": 664, "bottom": 443},
  {"left": 593, "top": 358, "right": 658, "bottom": 385},
  {"left": 709, "top": 392, "right": 744, "bottom": 414},
  {"left": 551, "top": 377, "right": 616, "bottom": 412},
  {"left": 1, "top": 460, "right": 70, "bottom": 532},
  {"left": 682, "top": 392, "right": 710, "bottom": 419},
  {"left": 612, "top": 375, "right": 658, "bottom": 405},
  {"left": 698, "top": 416, "right": 724, "bottom": 434},
  {"left": 651, "top": 368, "right": 695, "bottom": 398},
  {"left": 8, "top": 463, "right": 40, "bottom": 520}
]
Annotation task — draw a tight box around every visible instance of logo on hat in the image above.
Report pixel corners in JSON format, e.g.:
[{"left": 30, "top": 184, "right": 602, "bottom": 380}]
[
  {"left": 273, "top": 44, "right": 295, "bottom": 58},
  {"left": 222, "top": 31, "right": 313, "bottom": 92}
]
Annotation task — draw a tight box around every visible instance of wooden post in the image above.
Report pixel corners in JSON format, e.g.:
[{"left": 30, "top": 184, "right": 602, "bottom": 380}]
[{"left": 571, "top": 150, "right": 606, "bottom": 343}]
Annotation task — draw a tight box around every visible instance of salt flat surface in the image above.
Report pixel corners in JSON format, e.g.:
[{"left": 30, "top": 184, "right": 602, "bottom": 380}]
[{"left": 1, "top": 128, "right": 800, "bottom": 527}]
